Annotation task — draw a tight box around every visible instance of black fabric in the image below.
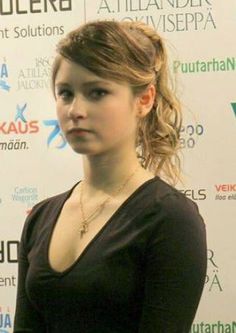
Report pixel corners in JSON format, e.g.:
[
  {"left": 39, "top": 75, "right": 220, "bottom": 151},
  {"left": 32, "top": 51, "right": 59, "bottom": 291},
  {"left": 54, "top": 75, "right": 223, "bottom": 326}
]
[{"left": 14, "top": 176, "right": 207, "bottom": 333}]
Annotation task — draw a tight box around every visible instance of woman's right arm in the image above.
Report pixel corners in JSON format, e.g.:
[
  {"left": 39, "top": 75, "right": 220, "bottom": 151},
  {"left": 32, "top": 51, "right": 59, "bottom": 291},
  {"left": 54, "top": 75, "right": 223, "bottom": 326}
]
[{"left": 14, "top": 216, "right": 47, "bottom": 333}]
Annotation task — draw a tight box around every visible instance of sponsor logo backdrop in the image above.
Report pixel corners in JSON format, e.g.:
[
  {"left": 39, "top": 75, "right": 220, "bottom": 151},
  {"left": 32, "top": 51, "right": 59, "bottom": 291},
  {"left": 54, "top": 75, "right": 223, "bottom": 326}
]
[{"left": 0, "top": 1, "right": 235, "bottom": 331}]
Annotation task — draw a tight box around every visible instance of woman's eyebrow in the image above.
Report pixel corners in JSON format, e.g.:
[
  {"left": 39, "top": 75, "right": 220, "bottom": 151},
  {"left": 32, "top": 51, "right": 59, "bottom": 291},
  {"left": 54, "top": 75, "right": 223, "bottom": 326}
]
[
  {"left": 55, "top": 80, "right": 111, "bottom": 88},
  {"left": 81, "top": 80, "right": 111, "bottom": 88},
  {"left": 55, "top": 82, "right": 70, "bottom": 88}
]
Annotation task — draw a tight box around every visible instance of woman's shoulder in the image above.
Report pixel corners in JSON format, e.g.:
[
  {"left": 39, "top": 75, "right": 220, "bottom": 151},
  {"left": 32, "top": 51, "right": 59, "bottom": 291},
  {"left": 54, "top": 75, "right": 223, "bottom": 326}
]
[
  {"left": 30, "top": 183, "right": 77, "bottom": 216},
  {"left": 34, "top": 188, "right": 72, "bottom": 211},
  {"left": 142, "top": 177, "right": 207, "bottom": 254},
  {"left": 20, "top": 182, "right": 80, "bottom": 244},
  {"left": 148, "top": 176, "right": 206, "bottom": 230}
]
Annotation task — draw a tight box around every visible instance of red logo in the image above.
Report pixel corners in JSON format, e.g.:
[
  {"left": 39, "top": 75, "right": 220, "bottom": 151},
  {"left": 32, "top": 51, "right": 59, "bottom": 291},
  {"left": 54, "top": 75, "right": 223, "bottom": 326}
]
[{"left": 0, "top": 121, "right": 39, "bottom": 134}]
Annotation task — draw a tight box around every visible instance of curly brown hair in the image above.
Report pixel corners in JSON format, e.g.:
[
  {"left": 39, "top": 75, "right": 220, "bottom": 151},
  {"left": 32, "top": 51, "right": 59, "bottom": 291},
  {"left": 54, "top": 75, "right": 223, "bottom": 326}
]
[{"left": 51, "top": 20, "right": 182, "bottom": 185}]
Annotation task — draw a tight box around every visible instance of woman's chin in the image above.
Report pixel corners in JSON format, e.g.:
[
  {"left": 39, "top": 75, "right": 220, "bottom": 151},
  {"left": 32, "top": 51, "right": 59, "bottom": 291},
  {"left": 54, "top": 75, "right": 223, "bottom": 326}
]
[{"left": 69, "top": 144, "right": 100, "bottom": 156}]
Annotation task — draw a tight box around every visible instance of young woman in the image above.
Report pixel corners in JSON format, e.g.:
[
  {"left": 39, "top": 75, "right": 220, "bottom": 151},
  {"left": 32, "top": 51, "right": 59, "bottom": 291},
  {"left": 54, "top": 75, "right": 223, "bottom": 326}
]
[{"left": 14, "top": 20, "right": 207, "bottom": 333}]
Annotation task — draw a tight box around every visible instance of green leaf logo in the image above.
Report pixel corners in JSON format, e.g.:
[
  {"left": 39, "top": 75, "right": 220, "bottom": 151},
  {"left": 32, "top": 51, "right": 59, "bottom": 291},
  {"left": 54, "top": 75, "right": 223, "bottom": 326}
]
[{"left": 231, "top": 103, "right": 236, "bottom": 117}]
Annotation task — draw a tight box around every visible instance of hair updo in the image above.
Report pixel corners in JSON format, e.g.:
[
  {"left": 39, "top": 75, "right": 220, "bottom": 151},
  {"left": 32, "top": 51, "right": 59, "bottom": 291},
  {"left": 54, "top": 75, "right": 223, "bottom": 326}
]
[{"left": 52, "top": 20, "right": 182, "bottom": 186}]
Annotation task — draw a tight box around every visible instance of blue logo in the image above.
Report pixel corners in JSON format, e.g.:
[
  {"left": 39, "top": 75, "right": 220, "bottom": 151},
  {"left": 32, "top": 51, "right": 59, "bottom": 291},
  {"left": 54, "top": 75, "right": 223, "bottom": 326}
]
[
  {"left": 43, "top": 120, "right": 67, "bottom": 149},
  {"left": 0, "top": 61, "right": 10, "bottom": 92},
  {"left": 15, "top": 103, "right": 27, "bottom": 122},
  {"left": 0, "top": 80, "right": 10, "bottom": 92},
  {"left": 0, "top": 308, "right": 12, "bottom": 332},
  {"left": 231, "top": 103, "right": 236, "bottom": 118}
]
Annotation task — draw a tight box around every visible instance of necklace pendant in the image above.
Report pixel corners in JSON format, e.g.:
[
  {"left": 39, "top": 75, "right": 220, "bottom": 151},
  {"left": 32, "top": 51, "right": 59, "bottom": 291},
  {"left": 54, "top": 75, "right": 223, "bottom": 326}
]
[
  {"left": 79, "top": 222, "right": 89, "bottom": 238},
  {"left": 78, "top": 165, "right": 140, "bottom": 238}
]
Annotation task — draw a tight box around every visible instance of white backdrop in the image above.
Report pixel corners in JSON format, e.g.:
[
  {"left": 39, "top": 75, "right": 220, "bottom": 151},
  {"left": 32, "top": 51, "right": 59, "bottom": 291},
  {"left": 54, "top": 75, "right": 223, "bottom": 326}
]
[{"left": 0, "top": 1, "right": 236, "bottom": 332}]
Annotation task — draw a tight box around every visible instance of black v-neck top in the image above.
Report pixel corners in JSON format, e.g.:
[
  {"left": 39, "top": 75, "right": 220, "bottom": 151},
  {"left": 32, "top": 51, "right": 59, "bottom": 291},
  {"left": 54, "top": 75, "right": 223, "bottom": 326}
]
[{"left": 14, "top": 176, "right": 207, "bottom": 333}]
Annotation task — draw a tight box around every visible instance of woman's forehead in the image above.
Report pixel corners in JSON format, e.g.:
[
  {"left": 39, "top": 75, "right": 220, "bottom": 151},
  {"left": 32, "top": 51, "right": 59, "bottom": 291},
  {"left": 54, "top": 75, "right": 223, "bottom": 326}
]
[
  {"left": 55, "top": 58, "right": 130, "bottom": 89},
  {"left": 55, "top": 59, "right": 100, "bottom": 80}
]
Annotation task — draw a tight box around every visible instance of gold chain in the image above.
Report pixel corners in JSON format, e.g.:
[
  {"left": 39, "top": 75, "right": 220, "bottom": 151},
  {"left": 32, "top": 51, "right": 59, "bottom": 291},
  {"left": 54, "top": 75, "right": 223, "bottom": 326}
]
[{"left": 78, "top": 165, "right": 140, "bottom": 238}]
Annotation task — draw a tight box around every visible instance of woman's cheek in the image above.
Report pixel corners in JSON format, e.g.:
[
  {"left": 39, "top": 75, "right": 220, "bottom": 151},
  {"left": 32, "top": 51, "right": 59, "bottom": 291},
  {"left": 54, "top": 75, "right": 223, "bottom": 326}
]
[{"left": 56, "top": 105, "right": 66, "bottom": 122}]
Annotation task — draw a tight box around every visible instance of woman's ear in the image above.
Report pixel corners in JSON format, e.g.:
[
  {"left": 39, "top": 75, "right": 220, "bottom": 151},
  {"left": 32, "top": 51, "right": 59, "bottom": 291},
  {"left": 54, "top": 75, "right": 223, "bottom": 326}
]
[{"left": 136, "top": 84, "right": 156, "bottom": 118}]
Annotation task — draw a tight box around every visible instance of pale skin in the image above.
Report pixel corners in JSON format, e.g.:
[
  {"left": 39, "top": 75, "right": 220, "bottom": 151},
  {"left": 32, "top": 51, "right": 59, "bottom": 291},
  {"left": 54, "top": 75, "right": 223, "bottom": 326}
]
[{"left": 49, "top": 58, "right": 156, "bottom": 273}]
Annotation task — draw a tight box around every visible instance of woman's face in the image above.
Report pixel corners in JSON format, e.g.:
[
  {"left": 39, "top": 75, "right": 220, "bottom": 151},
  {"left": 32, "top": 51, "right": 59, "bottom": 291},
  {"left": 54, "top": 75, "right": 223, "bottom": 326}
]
[{"left": 54, "top": 58, "right": 141, "bottom": 156}]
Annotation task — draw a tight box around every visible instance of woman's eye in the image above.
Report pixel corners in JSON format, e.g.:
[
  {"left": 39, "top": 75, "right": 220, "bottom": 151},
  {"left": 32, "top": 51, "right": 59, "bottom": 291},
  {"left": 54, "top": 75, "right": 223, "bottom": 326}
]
[
  {"left": 89, "top": 88, "right": 108, "bottom": 100},
  {"left": 56, "top": 89, "right": 73, "bottom": 101}
]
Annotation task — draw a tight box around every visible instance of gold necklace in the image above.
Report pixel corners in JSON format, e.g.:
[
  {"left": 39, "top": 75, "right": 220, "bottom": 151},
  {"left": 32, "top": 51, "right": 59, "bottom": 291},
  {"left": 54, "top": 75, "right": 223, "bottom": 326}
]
[{"left": 78, "top": 165, "right": 140, "bottom": 238}]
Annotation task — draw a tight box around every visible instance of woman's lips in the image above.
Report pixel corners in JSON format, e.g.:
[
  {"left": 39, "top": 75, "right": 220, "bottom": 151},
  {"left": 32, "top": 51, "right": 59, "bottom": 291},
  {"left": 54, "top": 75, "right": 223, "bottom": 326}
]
[{"left": 67, "top": 128, "right": 91, "bottom": 136}]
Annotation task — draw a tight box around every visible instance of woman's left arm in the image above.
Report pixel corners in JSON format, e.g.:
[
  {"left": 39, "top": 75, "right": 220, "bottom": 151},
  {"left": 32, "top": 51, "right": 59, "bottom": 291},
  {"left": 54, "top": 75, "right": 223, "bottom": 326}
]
[{"left": 139, "top": 193, "right": 207, "bottom": 333}]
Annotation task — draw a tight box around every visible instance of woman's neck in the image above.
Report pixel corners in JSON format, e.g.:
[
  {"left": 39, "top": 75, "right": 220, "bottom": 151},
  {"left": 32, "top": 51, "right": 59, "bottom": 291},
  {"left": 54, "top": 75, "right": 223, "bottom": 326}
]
[{"left": 82, "top": 154, "right": 142, "bottom": 191}]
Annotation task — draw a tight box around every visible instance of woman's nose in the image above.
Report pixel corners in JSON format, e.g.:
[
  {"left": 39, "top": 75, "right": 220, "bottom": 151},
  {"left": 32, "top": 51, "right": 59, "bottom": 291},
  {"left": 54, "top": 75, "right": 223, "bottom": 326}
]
[{"left": 68, "top": 96, "right": 88, "bottom": 119}]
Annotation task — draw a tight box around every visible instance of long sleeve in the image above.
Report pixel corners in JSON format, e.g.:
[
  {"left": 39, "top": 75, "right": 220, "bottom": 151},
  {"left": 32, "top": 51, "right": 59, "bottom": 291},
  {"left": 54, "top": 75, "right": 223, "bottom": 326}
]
[
  {"left": 14, "top": 214, "right": 47, "bottom": 333},
  {"left": 138, "top": 193, "right": 207, "bottom": 333}
]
